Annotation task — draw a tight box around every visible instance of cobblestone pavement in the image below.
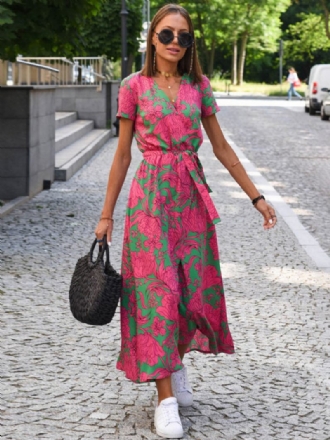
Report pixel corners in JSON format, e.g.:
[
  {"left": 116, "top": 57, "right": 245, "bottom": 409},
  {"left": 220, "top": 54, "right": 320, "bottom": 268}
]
[
  {"left": 217, "top": 98, "right": 330, "bottom": 255},
  {"left": 1, "top": 103, "right": 330, "bottom": 439}
]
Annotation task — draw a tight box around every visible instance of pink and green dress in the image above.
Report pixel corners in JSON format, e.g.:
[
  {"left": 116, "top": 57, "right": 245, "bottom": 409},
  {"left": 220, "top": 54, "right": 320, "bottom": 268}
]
[{"left": 116, "top": 72, "right": 234, "bottom": 383}]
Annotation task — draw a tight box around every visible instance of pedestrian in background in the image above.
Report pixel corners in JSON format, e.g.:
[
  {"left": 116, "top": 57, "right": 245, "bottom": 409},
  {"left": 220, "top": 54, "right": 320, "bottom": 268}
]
[
  {"left": 95, "top": 3, "right": 277, "bottom": 438},
  {"left": 287, "top": 66, "right": 302, "bottom": 100}
]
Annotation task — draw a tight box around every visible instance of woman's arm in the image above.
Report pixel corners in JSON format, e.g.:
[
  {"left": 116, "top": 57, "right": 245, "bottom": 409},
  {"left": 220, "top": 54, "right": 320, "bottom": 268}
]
[
  {"left": 95, "top": 118, "right": 134, "bottom": 242},
  {"left": 202, "top": 114, "right": 276, "bottom": 229}
]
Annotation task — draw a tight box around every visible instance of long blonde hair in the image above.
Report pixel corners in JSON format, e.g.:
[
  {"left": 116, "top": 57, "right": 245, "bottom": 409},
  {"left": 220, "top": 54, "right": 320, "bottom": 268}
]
[{"left": 141, "top": 4, "right": 203, "bottom": 83}]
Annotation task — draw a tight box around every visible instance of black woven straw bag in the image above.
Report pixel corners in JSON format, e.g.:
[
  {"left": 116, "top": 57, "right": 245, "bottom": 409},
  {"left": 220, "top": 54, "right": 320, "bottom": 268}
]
[{"left": 69, "top": 238, "right": 122, "bottom": 325}]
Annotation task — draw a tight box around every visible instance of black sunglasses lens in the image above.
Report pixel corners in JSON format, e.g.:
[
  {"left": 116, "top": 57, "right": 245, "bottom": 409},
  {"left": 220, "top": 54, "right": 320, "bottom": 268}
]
[
  {"left": 178, "top": 32, "right": 193, "bottom": 48},
  {"left": 158, "top": 29, "right": 174, "bottom": 45},
  {"left": 157, "top": 29, "right": 193, "bottom": 48}
]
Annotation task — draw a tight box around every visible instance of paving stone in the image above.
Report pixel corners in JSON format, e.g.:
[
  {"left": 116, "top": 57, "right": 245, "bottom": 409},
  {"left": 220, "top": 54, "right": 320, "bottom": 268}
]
[{"left": 0, "top": 101, "right": 329, "bottom": 439}]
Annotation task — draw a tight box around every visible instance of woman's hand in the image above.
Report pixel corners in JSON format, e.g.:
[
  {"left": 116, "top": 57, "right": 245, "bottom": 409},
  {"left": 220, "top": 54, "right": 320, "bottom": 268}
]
[
  {"left": 254, "top": 199, "right": 277, "bottom": 230},
  {"left": 94, "top": 219, "right": 114, "bottom": 245}
]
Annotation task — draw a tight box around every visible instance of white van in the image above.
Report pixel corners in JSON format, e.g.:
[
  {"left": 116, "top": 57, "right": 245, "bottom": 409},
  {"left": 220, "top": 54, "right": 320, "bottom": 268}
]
[{"left": 304, "top": 64, "right": 330, "bottom": 115}]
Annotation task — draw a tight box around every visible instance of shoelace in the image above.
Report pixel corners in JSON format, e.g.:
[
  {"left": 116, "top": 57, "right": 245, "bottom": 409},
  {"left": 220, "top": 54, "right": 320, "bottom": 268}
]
[
  {"left": 173, "top": 369, "right": 189, "bottom": 392},
  {"left": 160, "top": 402, "right": 181, "bottom": 425}
]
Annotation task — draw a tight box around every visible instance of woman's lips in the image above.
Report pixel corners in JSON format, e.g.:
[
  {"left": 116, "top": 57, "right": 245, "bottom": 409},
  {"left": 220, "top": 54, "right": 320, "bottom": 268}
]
[{"left": 167, "top": 48, "right": 180, "bottom": 54}]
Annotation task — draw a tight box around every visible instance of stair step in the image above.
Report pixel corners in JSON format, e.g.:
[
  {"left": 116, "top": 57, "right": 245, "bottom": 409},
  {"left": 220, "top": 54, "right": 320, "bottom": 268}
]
[
  {"left": 55, "top": 119, "right": 94, "bottom": 153},
  {"left": 55, "top": 112, "right": 77, "bottom": 130},
  {"left": 55, "top": 129, "right": 111, "bottom": 181}
]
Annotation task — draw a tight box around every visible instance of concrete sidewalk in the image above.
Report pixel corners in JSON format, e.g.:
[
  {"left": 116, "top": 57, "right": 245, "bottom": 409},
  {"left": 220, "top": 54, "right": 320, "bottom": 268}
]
[{"left": 0, "top": 129, "right": 329, "bottom": 439}]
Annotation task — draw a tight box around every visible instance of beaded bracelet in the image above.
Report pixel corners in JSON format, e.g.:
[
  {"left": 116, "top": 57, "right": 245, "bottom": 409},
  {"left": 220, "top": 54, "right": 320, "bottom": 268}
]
[{"left": 252, "top": 195, "right": 265, "bottom": 206}]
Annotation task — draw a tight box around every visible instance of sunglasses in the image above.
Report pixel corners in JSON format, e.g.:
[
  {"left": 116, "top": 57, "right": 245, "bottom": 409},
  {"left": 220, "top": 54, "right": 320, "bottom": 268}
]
[{"left": 156, "top": 29, "right": 193, "bottom": 48}]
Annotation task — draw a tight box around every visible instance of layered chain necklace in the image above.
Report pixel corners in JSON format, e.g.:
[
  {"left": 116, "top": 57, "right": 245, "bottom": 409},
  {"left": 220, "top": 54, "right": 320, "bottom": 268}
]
[{"left": 156, "top": 69, "right": 180, "bottom": 103}]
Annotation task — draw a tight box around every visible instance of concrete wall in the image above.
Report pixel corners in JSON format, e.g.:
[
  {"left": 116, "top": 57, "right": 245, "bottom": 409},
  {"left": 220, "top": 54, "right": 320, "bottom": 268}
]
[
  {"left": 0, "top": 87, "right": 55, "bottom": 199},
  {"left": 109, "top": 81, "right": 120, "bottom": 129},
  {"left": 55, "top": 81, "right": 120, "bottom": 129}
]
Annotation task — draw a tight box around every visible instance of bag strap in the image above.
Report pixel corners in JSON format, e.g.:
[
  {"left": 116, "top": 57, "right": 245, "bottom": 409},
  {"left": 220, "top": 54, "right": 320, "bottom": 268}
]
[{"left": 89, "top": 237, "right": 110, "bottom": 266}]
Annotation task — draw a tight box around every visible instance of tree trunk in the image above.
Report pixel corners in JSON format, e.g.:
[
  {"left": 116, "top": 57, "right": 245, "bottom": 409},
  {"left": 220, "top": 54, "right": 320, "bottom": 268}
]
[
  {"left": 231, "top": 39, "right": 237, "bottom": 85},
  {"left": 238, "top": 31, "right": 248, "bottom": 85},
  {"left": 208, "top": 38, "right": 216, "bottom": 77},
  {"left": 320, "top": 0, "right": 330, "bottom": 39}
]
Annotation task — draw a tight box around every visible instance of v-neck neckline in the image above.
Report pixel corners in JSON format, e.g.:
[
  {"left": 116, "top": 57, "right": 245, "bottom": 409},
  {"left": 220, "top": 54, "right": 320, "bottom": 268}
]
[{"left": 152, "top": 74, "right": 186, "bottom": 105}]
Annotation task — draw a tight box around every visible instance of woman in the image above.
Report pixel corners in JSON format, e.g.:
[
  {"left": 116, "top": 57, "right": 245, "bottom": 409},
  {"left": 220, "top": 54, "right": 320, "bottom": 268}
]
[
  {"left": 95, "top": 4, "right": 276, "bottom": 438},
  {"left": 287, "top": 67, "right": 302, "bottom": 100}
]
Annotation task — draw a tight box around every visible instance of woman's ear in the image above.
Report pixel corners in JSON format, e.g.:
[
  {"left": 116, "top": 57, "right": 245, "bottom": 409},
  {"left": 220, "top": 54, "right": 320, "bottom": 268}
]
[{"left": 152, "top": 32, "right": 158, "bottom": 47}]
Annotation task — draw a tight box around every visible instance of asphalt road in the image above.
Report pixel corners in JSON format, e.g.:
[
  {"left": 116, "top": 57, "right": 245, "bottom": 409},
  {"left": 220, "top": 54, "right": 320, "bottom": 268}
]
[{"left": 216, "top": 98, "right": 330, "bottom": 257}]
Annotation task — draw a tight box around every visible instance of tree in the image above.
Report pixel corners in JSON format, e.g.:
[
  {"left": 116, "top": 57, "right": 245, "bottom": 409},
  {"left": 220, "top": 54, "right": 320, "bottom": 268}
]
[
  {"left": 155, "top": 0, "right": 290, "bottom": 82},
  {"left": 82, "top": 0, "right": 143, "bottom": 74},
  {"left": 316, "top": 0, "right": 330, "bottom": 39},
  {"left": 0, "top": 0, "right": 102, "bottom": 60},
  {"left": 280, "top": 1, "right": 330, "bottom": 79},
  {"left": 285, "top": 13, "right": 330, "bottom": 61},
  {"left": 229, "top": 0, "right": 291, "bottom": 85},
  {"left": 288, "top": 0, "right": 330, "bottom": 40}
]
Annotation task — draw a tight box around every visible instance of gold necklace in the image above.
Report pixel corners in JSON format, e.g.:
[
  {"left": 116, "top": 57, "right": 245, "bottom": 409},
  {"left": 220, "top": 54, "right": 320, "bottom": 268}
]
[
  {"left": 156, "top": 69, "right": 178, "bottom": 78},
  {"left": 155, "top": 71, "right": 179, "bottom": 103}
]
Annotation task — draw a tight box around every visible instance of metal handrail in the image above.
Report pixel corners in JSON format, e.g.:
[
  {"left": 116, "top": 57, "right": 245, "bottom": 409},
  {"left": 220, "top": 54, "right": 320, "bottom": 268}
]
[
  {"left": 3, "top": 56, "right": 107, "bottom": 87},
  {"left": 16, "top": 59, "right": 59, "bottom": 73},
  {"left": 74, "top": 66, "right": 105, "bottom": 80},
  {"left": 92, "top": 72, "right": 105, "bottom": 79}
]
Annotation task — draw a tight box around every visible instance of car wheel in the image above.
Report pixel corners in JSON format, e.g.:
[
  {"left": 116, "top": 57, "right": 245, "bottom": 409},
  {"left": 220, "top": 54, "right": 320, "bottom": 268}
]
[
  {"left": 305, "top": 105, "right": 309, "bottom": 113},
  {"left": 309, "top": 103, "right": 316, "bottom": 115},
  {"left": 320, "top": 105, "right": 329, "bottom": 121}
]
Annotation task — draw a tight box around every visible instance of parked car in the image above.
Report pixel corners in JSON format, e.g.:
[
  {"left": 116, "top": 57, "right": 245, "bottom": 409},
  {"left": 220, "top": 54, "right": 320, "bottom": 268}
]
[
  {"left": 320, "top": 89, "right": 330, "bottom": 120},
  {"left": 304, "top": 64, "right": 330, "bottom": 115}
]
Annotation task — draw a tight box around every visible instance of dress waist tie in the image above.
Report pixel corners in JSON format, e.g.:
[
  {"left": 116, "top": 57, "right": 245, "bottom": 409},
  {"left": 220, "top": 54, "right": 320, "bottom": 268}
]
[{"left": 143, "top": 150, "right": 220, "bottom": 224}]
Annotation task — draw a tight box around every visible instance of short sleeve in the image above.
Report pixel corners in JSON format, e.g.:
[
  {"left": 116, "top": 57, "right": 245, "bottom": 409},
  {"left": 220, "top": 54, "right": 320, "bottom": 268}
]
[
  {"left": 200, "top": 75, "right": 220, "bottom": 118},
  {"left": 116, "top": 74, "right": 138, "bottom": 120}
]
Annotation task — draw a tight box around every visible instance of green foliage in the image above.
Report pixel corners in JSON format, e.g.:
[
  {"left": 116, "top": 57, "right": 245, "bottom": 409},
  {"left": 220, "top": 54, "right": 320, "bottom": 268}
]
[
  {"left": 82, "top": 0, "right": 143, "bottom": 60},
  {"left": 0, "top": 0, "right": 15, "bottom": 26},
  {"left": 151, "top": 0, "right": 290, "bottom": 79},
  {"left": 0, "top": 0, "right": 102, "bottom": 60},
  {"left": 285, "top": 13, "right": 330, "bottom": 61}
]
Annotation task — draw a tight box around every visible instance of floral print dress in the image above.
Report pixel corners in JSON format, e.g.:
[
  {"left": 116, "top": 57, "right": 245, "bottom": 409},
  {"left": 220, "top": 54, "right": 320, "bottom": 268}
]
[{"left": 116, "top": 72, "right": 234, "bottom": 383}]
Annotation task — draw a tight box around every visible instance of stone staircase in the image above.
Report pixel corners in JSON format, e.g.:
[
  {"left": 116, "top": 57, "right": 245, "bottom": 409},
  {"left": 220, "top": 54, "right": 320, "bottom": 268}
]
[{"left": 55, "top": 112, "right": 111, "bottom": 181}]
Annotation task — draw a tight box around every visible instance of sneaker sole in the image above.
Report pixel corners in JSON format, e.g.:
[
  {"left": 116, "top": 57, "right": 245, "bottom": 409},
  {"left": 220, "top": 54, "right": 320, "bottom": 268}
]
[
  {"left": 177, "top": 398, "right": 193, "bottom": 407},
  {"left": 156, "top": 427, "right": 184, "bottom": 439}
]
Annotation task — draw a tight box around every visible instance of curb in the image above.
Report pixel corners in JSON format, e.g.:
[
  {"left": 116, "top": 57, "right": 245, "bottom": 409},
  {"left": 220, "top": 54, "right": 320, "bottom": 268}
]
[
  {"left": 222, "top": 132, "right": 330, "bottom": 270},
  {"left": 0, "top": 196, "right": 29, "bottom": 218}
]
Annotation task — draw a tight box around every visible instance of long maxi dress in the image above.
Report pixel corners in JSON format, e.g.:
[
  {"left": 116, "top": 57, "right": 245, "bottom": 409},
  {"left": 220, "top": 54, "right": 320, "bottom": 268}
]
[{"left": 116, "top": 72, "right": 234, "bottom": 383}]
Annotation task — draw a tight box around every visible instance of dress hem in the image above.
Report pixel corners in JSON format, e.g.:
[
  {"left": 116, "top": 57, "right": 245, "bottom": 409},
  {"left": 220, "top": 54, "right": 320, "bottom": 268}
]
[{"left": 116, "top": 348, "right": 235, "bottom": 384}]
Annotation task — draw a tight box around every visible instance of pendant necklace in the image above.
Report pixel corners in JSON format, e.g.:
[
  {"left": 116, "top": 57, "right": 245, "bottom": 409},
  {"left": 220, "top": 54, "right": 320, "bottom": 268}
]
[{"left": 156, "top": 70, "right": 178, "bottom": 103}]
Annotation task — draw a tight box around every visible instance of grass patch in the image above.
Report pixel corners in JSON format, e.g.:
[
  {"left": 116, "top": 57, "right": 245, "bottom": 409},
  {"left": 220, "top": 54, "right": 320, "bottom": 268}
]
[{"left": 210, "top": 79, "right": 306, "bottom": 96}]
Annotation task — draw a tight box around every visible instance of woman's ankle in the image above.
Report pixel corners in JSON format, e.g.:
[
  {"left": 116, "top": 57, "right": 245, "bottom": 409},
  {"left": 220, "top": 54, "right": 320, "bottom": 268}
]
[{"left": 156, "top": 375, "right": 174, "bottom": 404}]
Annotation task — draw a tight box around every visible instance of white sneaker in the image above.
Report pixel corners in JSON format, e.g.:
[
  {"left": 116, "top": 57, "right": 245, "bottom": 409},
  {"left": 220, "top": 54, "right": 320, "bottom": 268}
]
[
  {"left": 171, "top": 366, "right": 193, "bottom": 407},
  {"left": 154, "top": 397, "right": 183, "bottom": 439}
]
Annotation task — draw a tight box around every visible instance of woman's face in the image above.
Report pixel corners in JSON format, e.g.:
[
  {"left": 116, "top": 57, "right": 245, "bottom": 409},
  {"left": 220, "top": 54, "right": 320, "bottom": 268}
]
[{"left": 152, "top": 13, "right": 190, "bottom": 66}]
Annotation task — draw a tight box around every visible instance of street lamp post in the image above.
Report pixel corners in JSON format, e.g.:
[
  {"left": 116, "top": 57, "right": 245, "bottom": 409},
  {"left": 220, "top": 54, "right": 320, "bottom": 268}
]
[{"left": 121, "top": 0, "right": 129, "bottom": 79}]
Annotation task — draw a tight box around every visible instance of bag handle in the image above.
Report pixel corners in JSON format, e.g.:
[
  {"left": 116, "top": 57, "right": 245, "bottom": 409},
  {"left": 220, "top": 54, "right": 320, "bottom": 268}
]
[{"left": 89, "top": 237, "right": 110, "bottom": 267}]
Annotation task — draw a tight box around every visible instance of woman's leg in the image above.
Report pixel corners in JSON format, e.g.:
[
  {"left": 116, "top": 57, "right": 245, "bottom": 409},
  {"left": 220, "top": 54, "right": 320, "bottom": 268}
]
[
  {"left": 288, "top": 83, "right": 293, "bottom": 100},
  {"left": 156, "top": 376, "right": 173, "bottom": 404},
  {"left": 155, "top": 343, "right": 189, "bottom": 403},
  {"left": 178, "top": 343, "right": 189, "bottom": 360},
  {"left": 293, "top": 87, "right": 302, "bottom": 99}
]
